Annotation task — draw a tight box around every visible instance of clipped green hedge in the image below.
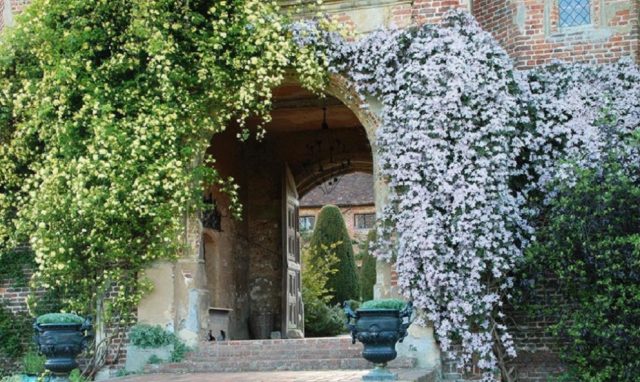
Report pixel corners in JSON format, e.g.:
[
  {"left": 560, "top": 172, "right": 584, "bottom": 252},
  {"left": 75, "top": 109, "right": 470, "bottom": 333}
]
[
  {"left": 360, "top": 299, "right": 406, "bottom": 310},
  {"left": 309, "top": 205, "right": 359, "bottom": 304},
  {"left": 358, "top": 230, "right": 377, "bottom": 301},
  {"left": 36, "top": 313, "right": 84, "bottom": 325}
]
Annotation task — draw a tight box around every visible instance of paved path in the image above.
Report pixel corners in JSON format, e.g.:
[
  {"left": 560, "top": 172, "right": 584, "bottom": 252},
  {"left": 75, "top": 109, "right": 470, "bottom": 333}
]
[{"left": 108, "top": 369, "right": 434, "bottom": 382}]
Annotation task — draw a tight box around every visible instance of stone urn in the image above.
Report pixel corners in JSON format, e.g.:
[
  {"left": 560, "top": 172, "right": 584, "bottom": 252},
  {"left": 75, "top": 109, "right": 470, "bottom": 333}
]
[
  {"left": 344, "top": 300, "right": 413, "bottom": 381},
  {"left": 33, "top": 314, "right": 93, "bottom": 375}
]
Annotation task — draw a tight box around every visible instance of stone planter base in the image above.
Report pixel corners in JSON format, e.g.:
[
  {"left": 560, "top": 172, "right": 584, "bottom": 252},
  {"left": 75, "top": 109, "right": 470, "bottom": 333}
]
[{"left": 363, "top": 365, "right": 398, "bottom": 381}]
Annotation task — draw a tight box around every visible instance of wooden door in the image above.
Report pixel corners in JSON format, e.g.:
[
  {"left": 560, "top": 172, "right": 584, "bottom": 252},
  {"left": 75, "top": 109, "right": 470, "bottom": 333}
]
[{"left": 282, "top": 164, "right": 303, "bottom": 338}]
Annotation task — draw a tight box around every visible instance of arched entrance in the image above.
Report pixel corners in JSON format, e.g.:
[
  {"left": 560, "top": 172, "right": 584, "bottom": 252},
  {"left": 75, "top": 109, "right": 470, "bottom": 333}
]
[{"left": 200, "top": 79, "right": 375, "bottom": 340}]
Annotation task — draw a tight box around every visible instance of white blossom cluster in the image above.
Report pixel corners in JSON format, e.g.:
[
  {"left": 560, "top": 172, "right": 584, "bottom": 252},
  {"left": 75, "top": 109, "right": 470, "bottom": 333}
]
[
  {"left": 293, "top": 10, "right": 639, "bottom": 380},
  {"left": 518, "top": 58, "right": 640, "bottom": 213}
]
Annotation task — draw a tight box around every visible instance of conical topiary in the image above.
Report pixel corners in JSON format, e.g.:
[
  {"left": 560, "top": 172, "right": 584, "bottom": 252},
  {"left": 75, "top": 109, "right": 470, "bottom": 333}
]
[
  {"left": 309, "top": 205, "right": 359, "bottom": 304},
  {"left": 359, "top": 229, "right": 377, "bottom": 301}
]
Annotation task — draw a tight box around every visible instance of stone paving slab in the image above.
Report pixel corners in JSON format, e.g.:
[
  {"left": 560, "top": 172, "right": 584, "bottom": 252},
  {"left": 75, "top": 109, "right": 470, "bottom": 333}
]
[{"left": 108, "top": 369, "right": 435, "bottom": 382}]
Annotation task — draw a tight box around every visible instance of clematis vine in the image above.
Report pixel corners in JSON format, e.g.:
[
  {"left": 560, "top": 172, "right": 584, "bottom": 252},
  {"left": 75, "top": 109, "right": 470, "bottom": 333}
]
[{"left": 294, "top": 9, "right": 640, "bottom": 380}]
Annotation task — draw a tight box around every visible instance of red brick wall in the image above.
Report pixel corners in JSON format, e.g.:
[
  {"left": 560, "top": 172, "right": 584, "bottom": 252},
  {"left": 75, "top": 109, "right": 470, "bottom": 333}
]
[
  {"left": 0, "top": 270, "right": 129, "bottom": 374},
  {"left": 473, "top": 0, "right": 520, "bottom": 54},
  {"left": 474, "top": 0, "right": 639, "bottom": 68},
  {"left": 411, "top": 0, "right": 468, "bottom": 25}
]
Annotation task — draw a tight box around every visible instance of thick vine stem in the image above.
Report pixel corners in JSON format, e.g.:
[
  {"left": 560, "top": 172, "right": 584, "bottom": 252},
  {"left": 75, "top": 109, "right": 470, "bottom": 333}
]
[{"left": 491, "top": 316, "right": 516, "bottom": 382}]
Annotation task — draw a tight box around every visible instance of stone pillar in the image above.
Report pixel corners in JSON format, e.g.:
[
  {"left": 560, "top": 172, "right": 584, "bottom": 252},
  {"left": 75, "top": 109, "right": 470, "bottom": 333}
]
[
  {"left": 138, "top": 214, "right": 210, "bottom": 347},
  {"left": 1, "top": 0, "right": 14, "bottom": 30},
  {"left": 172, "top": 214, "right": 210, "bottom": 346}
]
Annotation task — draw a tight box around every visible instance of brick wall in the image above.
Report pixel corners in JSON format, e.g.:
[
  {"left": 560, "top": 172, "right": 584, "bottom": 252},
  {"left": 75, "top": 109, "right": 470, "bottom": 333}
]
[
  {"left": 411, "top": 0, "right": 468, "bottom": 25},
  {"left": 474, "top": 0, "right": 639, "bottom": 68},
  {"left": 0, "top": 269, "right": 129, "bottom": 375},
  {"left": 473, "top": 0, "right": 519, "bottom": 54}
]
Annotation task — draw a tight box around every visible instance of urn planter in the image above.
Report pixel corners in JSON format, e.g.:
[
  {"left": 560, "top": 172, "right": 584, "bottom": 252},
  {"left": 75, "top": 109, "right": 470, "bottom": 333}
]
[
  {"left": 33, "top": 314, "right": 93, "bottom": 376},
  {"left": 344, "top": 300, "right": 413, "bottom": 381}
]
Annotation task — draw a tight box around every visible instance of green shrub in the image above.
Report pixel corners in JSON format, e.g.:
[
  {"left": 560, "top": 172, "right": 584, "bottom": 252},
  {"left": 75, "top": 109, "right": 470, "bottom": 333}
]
[
  {"left": 358, "top": 230, "right": 377, "bottom": 301},
  {"left": 360, "top": 299, "right": 407, "bottom": 310},
  {"left": 0, "top": 304, "right": 31, "bottom": 360},
  {"left": 523, "top": 152, "right": 640, "bottom": 381},
  {"left": 36, "top": 313, "right": 84, "bottom": 325},
  {"left": 129, "top": 324, "right": 174, "bottom": 348},
  {"left": 128, "top": 324, "right": 189, "bottom": 362},
  {"left": 21, "top": 351, "right": 45, "bottom": 375},
  {"left": 302, "top": 245, "right": 344, "bottom": 337},
  {"left": 304, "top": 299, "right": 345, "bottom": 337},
  {"left": 69, "top": 369, "right": 89, "bottom": 382},
  {"left": 309, "top": 205, "right": 359, "bottom": 304},
  {"left": 147, "top": 354, "right": 162, "bottom": 365}
]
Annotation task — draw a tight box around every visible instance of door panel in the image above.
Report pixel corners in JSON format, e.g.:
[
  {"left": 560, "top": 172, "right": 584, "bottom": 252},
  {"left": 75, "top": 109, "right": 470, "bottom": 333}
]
[{"left": 282, "top": 164, "right": 303, "bottom": 338}]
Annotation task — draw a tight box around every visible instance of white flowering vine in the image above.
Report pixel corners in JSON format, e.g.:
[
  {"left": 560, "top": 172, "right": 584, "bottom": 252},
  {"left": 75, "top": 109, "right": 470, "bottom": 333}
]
[{"left": 294, "top": 10, "right": 640, "bottom": 381}]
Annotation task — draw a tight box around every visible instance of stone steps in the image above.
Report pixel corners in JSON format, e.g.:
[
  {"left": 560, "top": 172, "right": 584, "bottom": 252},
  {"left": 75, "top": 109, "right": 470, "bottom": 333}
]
[{"left": 145, "top": 337, "right": 418, "bottom": 374}]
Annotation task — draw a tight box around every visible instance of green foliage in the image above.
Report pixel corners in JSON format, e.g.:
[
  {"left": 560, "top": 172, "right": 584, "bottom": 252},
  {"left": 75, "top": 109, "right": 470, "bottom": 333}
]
[
  {"left": 302, "top": 244, "right": 344, "bottom": 337},
  {"left": 69, "top": 369, "right": 89, "bottom": 382},
  {"left": 147, "top": 354, "right": 162, "bottom": 365},
  {"left": 128, "top": 323, "right": 189, "bottom": 361},
  {"left": 128, "top": 324, "right": 173, "bottom": 348},
  {"left": 169, "top": 338, "right": 188, "bottom": 362},
  {"left": 309, "top": 205, "right": 359, "bottom": 304},
  {"left": 360, "top": 299, "right": 406, "bottom": 310},
  {"left": 358, "top": 230, "right": 377, "bottom": 301},
  {"left": 0, "top": 248, "right": 35, "bottom": 287},
  {"left": 21, "top": 351, "right": 45, "bottom": 375},
  {"left": 304, "top": 300, "right": 345, "bottom": 338},
  {"left": 36, "top": 313, "right": 84, "bottom": 325},
  {"left": 0, "top": 0, "right": 325, "bottom": 326},
  {"left": 0, "top": 303, "right": 32, "bottom": 360},
  {"left": 0, "top": 376, "right": 21, "bottom": 382},
  {"left": 523, "top": 152, "right": 640, "bottom": 381}
]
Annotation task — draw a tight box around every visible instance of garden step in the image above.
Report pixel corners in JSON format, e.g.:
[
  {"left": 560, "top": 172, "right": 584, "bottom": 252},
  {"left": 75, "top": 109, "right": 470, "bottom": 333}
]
[
  {"left": 143, "top": 337, "right": 418, "bottom": 374},
  {"left": 145, "top": 356, "right": 416, "bottom": 373}
]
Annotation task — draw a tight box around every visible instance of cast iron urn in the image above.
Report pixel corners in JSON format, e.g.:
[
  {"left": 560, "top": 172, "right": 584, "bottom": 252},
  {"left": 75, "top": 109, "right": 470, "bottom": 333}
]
[
  {"left": 34, "top": 316, "right": 93, "bottom": 374},
  {"left": 344, "top": 301, "right": 413, "bottom": 381}
]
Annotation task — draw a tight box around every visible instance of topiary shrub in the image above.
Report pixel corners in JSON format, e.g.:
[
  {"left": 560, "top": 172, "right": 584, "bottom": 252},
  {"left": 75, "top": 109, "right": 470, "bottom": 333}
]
[
  {"left": 358, "top": 230, "right": 377, "bottom": 302},
  {"left": 36, "top": 313, "right": 84, "bottom": 325},
  {"left": 360, "top": 299, "right": 406, "bottom": 310},
  {"left": 524, "top": 147, "right": 640, "bottom": 381},
  {"left": 309, "top": 205, "right": 359, "bottom": 304}
]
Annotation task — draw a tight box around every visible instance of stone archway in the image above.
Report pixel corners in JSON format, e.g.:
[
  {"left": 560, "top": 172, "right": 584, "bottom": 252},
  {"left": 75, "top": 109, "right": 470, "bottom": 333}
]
[{"left": 137, "top": 73, "right": 438, "bottom": 369}]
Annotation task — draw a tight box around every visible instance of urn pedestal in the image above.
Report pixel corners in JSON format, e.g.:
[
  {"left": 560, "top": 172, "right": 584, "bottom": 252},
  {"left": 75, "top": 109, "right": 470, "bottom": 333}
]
[
  {"left": 34, "top": 318, "right": 92, "bottom": 378},
  {"left": 345, "top": 302, "right": 413, "bottom": 381}
]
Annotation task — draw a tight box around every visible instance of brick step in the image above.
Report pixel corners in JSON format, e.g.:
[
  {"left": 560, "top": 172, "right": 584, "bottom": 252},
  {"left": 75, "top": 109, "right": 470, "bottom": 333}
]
[
  {"left": 145, "top": 356, "right": 417, "bottom": 374},
  {"left": 191, "top": 338, "right": 364, "bottom": 359},
  {"left": 188, "top": 347, "right": 363, "bottom": 359}
]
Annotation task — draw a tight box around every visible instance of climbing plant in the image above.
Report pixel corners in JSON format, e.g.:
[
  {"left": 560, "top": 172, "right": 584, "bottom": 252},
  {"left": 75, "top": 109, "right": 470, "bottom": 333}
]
[
  {"left": 0, "top": 0, "right": 325, "bottom": 330},
  {"left": 293, "top": 10, "right": 640, "bottom": 381}
]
